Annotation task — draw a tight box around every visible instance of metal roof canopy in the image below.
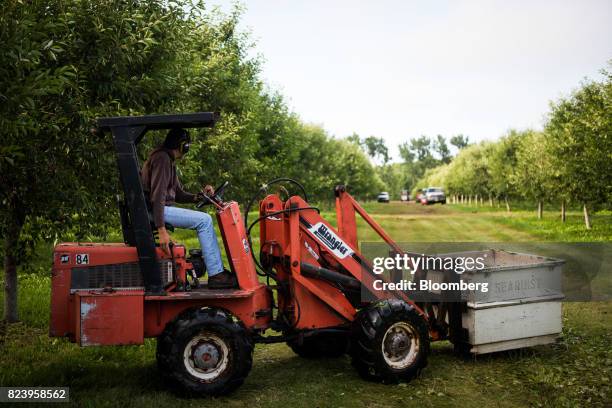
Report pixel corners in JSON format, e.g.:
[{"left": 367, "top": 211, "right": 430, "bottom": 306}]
[{"left": 97, "top": 111, "right": 219, "bottom": 131}]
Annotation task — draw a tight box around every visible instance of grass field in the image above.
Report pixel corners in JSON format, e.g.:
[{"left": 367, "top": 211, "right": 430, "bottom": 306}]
[{"left": 1, "top": 202, "right": 610, "bottom": 407}]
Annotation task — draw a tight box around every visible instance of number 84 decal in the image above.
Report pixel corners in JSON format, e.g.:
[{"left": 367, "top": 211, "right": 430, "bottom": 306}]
[{"left": 75, "top": 254, "right": 89, "bottom": 264}]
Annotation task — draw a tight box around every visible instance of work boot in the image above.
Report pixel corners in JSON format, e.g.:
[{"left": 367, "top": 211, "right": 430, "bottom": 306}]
[{"left": 208, "top": 270, "right": 238, "bottom": 289}]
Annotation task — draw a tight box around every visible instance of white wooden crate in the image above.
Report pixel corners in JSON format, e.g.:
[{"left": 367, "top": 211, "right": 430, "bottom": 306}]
[
  {"left": 422, "top": 249, "right": 565, "bottom": 354},
  {"left": 463, "top": 297, "right": 563, "bottom": 354}
]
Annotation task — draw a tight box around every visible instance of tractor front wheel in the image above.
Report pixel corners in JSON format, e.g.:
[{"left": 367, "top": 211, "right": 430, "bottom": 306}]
[
  {"left": 156, "top": 307, "right": 253, "bottom": 396},
  {"left": 350, "top": 299, "right": 429, "bottom": 383}
]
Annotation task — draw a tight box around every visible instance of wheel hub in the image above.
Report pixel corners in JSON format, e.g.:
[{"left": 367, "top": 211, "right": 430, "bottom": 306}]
[
  {"left": 183, "top": 332, "right": 230, "bottom": 381},
  {"left": 382, "top": 322, "right": 419, "bottom": 369},
  {"left": 192, "top": 342, "right": 221, "bottom": 371},
  {"left": 387, "top": 330, "right": 410, "bottom": 356}
]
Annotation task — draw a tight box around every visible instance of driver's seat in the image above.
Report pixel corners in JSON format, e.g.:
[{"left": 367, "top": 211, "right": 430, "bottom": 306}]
[
  {"left": 115, "top": 194, "right": 175, "bottom": 246},
  {"left": 141, "top": 191, "right": 174, "bottom": 234},
  {"left": 148, "top": 210, "right": 174, "bottom": 234}
]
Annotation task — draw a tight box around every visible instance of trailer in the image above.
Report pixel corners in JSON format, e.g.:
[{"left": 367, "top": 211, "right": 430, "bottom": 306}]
[{"left": 420, "top": 249, "right": 564, "bottom": 354}]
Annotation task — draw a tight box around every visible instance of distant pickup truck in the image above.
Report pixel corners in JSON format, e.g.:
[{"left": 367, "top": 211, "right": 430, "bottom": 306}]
[
  {"left": 377, "top": 191, "right": 390, "bottom": 203},
  {"left": 400, "top": 190, "right": 409, "bottom": 202},
  {"left": 421, "top": 187, "right": 446, "bottom": 205}
]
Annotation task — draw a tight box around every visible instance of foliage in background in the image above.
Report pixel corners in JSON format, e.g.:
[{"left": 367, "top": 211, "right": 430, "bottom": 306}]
[
  {"left": 0, "top": 0, "right": 381, "bottom": 321},
  {"left": 0, "top": 0, "right": 197, "bottom": 321},
  {"left": 545, "top": 73, "right": 612, "bottom": 211},
  {"left": 1, "top": 0, "right": 609, "bottom": 323},
  {"left": 411, "top": 68, "right": 611, "bottom": 226}
]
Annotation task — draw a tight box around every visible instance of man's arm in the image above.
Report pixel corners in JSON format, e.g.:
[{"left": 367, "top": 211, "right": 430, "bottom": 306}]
[
  {"left": 149, "top": 154, "right": 171, "bottom": 222},
  {"left": 175, "top": 179, "right": 197, "bottom": 203},
  {"left": 149, "top": 153, "right": 174, "bottom": 254}
]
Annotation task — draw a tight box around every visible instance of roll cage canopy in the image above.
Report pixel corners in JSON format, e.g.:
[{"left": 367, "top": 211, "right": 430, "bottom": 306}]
[{"left": 97, "top": 112, "right": 220, "bottom": 293}]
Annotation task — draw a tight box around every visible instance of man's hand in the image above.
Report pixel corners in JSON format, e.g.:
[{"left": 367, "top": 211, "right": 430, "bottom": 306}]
[
  {"left": 194, "top": 191, "right": 205, "bottom": 203},
  {"left": 158, "top": 227, "right": 172, "bottom": 255},
  {"left": 203, "top": 184, "right": 215, "bottom": 196}
]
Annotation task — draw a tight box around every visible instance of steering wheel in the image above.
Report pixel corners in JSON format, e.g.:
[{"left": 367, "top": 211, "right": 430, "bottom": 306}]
[{"left": 196, "top": 181, "right": 229, "bottom": 208}]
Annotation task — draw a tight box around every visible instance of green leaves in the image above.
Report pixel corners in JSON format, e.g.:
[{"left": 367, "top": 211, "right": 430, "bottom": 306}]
[
  {"left": 0, "top": 0, "right": 388, "bottom": 268},
  {"left": 411, "top": 67, "right": 611, "bottom": 219},
  {"left": 546, "top": 72, "right": 612, "bottom": 208}
]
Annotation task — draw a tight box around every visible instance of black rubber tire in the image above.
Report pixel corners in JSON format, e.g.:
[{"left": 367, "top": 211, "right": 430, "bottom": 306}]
[
  {"left": 287, "top": 332, "right": 349, "bottom": 358},
  {"left": 156, "top": 308, "right": 253, "bottom": 396},
  {"left": 156, "top": 319, "right": 176, "bottom": 373},
  {"left": 349, "top": 299, "right": 429, "bottom": 383}
]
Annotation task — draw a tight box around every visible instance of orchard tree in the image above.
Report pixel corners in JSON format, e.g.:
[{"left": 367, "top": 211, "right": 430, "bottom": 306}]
[
  {"left": 412, "top": 164, "right": 450, "bottom": 197},
  {"left": 545, "top": 72, "right": 612, "bottom": 228},
  {"left": 363, "top": 136, "right": 390, "bottom": 165},
  {"left": 450, "top": 134, "right": 470, "bottom": 150},
  {"left": 377, "top": 163, "right": 410, "bottom": 199},
  {"left": 399, "top": 135, "right": 438, "bottom": 182},
  {"left": 512, "top": 131, "right": 555, "bottom": 219},
  {"left": 296, "top": 126, "right": 383, "bottom": 200},
  {"left": 488, "top": 130, "right": 524, "bottom": 212},
  {"left": 0, "top": 0, "right": 247, "bottom": 322},
  {"left": 346, "top": 132, "right": 362, "bottom": 146},
  {"left": 0, "top": 0, "right": 393, "bottom": 325},
  {"left": 434, "top": 135, "right": 452, "bottom": 163}
]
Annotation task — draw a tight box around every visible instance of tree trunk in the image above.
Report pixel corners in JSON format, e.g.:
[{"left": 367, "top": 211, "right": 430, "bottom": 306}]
[
  {"left": 468, "top": 195, "right": 472, "bottom": 206},
  {"left": 489, "top": 195, "right": 493, "bottom": 207},
  {"left": 537, "top": 200, "right": 543, "bottom": 220},
  {"left": 3, "top": 215, "right": 22, "bottom": 323},
  {"left": 504, "top": 196, "right": 511, "bottom": 213},
  {"left": 480, "top": 196, "right": 484, "bottom": 206},
  {"left": 475, "top": 194, "right": 478, "bottom": 207},
  {"left": 561, "top": 200, "right": 566, "bottom": 223},
  {"left": 583, "top": 204, "right": 591, "bottom": 229}
]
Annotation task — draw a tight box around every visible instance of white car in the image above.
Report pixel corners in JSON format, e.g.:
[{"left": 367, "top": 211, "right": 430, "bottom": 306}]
[
  {"left": 377, "top": 192, "right": 390, "bottom": 203},
  {"left": 422, "top": 187, "right": 446, "bottom": 205}
]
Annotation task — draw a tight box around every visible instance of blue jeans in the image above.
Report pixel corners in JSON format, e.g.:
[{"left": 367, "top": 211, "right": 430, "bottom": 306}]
[{"left": 163, "top": 206, "right": 224, "bottom": 276}]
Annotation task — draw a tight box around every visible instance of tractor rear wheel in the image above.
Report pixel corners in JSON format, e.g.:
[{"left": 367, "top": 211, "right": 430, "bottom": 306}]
[
  {"left": 350, "top": 299, "right": 429, "bottom": 383},
  {"left": 287, "top": 331, "right": 349, "bottom": 358},
  {"left": 156, "top": 307, "right": 253, "bottom": 396}
]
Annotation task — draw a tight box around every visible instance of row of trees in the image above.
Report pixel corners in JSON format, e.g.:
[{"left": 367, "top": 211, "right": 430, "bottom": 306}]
[
  {"left": 413, "top": 71, "right": 611, "bottom": 227},
  {"left": 347, "top": 133, "right": 471, "bottom": 199},
  {"left": 1, "top": 1, "right": 608, "bottom": 322},
  {"left": 0, "top": 0, "right": 382, "bottom": 322}
]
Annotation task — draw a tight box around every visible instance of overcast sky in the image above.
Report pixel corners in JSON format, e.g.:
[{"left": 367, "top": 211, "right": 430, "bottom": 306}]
[{"left": 211, "top": 0, "right": 611, "bottom": 161}]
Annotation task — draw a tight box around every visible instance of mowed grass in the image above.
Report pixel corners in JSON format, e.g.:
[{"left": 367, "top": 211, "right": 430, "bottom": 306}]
[{"left": 0, "top": 201, "right": 610, "bottom": 407}]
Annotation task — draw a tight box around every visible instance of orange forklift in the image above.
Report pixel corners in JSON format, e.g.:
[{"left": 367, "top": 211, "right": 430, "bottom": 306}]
[{"left": 50, "top": 112, "right": 459, "bottom": 396}]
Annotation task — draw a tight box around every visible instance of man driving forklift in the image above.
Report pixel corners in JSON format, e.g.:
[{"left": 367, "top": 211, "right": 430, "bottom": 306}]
[{"left": 141, "top": 128, "right": 237, "bottom": 289}]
